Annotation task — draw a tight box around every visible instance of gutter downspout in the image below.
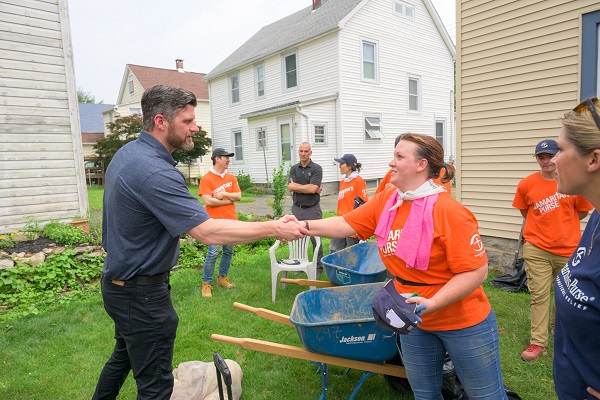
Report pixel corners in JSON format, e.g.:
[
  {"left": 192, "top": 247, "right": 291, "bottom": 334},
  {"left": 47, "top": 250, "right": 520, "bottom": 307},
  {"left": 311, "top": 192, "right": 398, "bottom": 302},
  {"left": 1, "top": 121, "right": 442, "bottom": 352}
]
[{"left": 295, "top": 105, "right": 309, "bottom": 143}]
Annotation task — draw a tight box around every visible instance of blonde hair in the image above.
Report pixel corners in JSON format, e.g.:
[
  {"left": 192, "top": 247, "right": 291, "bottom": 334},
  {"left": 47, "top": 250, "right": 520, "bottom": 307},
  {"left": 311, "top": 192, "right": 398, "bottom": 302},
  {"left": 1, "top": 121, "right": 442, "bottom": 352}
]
[{"left": 561, "top": 97, "right": 600, "bottom": 154}]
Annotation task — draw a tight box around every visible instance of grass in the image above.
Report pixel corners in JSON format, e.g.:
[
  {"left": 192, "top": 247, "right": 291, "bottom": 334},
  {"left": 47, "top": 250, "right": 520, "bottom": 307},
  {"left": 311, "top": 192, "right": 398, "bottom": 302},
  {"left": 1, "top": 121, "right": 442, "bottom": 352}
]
[{"left": 0, "top": 187, "right": 557, "bottom": 399}]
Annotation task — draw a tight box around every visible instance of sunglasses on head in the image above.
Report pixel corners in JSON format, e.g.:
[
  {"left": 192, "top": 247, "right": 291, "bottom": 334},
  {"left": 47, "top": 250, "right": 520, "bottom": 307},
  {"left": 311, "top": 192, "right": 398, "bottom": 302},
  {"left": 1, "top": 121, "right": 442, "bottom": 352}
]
[{"left": 573, "top": 96, "right": 600, "bottom": 131}]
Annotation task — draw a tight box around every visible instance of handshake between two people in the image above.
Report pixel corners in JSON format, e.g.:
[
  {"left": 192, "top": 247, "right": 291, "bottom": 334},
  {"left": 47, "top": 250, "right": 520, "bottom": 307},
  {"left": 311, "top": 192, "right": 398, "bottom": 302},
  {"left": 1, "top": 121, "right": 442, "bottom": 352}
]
[{"left": 275, "top": 214, "right": 312, "bottom": 243}]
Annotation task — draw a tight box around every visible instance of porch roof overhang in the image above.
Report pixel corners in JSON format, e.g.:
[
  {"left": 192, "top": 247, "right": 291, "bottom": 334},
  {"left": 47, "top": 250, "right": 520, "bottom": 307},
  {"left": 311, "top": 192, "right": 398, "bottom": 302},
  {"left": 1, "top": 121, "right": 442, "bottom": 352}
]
[{"left": 239, "top": 92, "right": 339, "bottom": 119}]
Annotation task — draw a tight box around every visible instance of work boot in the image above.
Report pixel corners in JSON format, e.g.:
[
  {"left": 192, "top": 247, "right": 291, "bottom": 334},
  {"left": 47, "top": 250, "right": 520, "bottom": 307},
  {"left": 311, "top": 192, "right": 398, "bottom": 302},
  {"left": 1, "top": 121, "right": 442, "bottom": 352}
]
[
  {"left": 521, "top": 344, "right": 547, "bottom": 362},
  {"left": 202, "top": 282, "right": 213, "bottom": 298},
  {"left": 217, "top": 275, "right": 236, "bottom": 288}
]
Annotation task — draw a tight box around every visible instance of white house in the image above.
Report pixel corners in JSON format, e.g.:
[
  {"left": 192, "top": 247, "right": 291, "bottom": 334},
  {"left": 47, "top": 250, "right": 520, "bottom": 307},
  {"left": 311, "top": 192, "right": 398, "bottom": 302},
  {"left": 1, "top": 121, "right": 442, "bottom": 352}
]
[
  {"left": 111, "top": 61, "right": 212, "bottom": 181},
  {"left": 204, "top": 0, "right": 455, "bottom": 193},
  {"left": 0, "top": 0, "right": 87, "bottom": 233}
]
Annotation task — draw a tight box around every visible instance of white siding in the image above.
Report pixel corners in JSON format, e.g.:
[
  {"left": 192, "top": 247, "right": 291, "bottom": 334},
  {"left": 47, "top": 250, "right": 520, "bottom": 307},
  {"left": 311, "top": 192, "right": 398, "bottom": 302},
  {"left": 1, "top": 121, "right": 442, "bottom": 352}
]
[
  {"left": 338, "top": 0, "right": 455, "bottom": 182},
  {"left": 457, "top": 0, "right": 599, "bottom": 239},
  {"left": 208, "top": 33, "right": 341, "bottom": 182},
  {"left": 0, "top": 0, "right": 87, "bottom": 232}
]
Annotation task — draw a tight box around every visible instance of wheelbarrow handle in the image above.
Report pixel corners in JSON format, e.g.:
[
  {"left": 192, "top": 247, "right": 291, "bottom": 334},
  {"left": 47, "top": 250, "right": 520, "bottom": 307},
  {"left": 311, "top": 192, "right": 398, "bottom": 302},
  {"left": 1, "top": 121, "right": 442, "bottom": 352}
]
[
  {"left": 280, "top": 278, "right": 337, "bottom": 287},
  {"left": 210, "top": 334, "right": 407, "bottom": 378},
  {"left": 233, "top": 302, "right": 294, "bottom": 327}
]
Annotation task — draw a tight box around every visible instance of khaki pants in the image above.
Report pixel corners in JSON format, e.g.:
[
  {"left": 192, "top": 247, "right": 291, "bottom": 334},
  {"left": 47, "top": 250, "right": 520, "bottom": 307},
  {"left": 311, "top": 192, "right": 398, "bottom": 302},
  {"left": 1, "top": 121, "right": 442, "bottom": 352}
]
[{"left": 523, "top": 242, "right": 570, "bottom": 347}]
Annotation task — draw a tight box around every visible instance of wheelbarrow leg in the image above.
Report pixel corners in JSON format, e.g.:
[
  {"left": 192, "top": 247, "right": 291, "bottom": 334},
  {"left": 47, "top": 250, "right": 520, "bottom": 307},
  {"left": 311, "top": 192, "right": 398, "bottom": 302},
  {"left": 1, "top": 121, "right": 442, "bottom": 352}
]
[
  {"left": 311, "top": 361, "right": 329, "bottom": 400},
  {"left": 348, "top": 371, "right": 375, "bottom": 400}
]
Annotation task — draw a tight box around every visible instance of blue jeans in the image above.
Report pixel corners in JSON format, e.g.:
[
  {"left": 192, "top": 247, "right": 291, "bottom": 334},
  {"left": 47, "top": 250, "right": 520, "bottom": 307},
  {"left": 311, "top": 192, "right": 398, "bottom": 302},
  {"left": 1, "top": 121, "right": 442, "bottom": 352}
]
[
  {"left": 202, "top": 244, "right": 234, "bottom": 283},
  {"left": 399, "top": 311, "right": 507, "bottom": 400},
  {"left": 93, "top": 276, "right": 178, "bottom": 400}
]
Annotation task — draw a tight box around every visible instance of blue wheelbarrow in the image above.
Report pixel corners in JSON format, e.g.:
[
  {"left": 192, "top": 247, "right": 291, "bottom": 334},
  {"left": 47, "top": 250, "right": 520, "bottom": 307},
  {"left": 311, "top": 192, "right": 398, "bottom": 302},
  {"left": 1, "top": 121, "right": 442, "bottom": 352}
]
[
  {"left": 211, "top": 282, "right": 410, "bottom": 399},
  {"left": 281, "top": 241, "right": 389, "bottom": 288}
]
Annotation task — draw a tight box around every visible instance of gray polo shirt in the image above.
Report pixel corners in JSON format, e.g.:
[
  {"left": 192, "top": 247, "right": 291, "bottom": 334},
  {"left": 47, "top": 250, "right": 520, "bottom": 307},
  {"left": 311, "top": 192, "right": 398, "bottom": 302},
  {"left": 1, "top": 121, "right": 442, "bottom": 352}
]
[{"left": 102, "top": 131, "right": 209, "bottom": 280}]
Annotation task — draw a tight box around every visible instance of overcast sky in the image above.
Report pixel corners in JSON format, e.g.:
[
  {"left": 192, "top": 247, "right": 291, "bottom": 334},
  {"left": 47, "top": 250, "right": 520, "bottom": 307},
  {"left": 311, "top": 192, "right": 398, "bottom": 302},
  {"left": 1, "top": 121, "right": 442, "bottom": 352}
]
[{"left": 69, "top": 0, "right": 455, "bottom": 105}]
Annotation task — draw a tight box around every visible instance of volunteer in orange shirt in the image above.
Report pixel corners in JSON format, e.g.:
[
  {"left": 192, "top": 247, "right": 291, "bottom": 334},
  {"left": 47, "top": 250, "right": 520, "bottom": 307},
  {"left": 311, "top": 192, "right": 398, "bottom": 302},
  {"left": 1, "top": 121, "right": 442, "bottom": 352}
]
[
  {"left": 513, "top": 139, "right": 592, "bottom": 362},
  {"left": 198, "top": 148, "right": 242, "bottom": 298},
  {"left": 295, "top": 133, "right": 508, "bottom": 399},
  {"left": 330, "top": 153, "right": 368, "bottom": 253}
]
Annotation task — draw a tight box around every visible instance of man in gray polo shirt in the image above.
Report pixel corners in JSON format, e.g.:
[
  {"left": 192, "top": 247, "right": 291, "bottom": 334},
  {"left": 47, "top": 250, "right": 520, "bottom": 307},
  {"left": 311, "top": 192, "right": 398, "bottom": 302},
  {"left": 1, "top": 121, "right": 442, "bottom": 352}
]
[
  {"left": 288, "top": 142, "right": 323, "bottom": 273},
  {"left": 93, "top": 85, "right": 306, "bottom": 400}
]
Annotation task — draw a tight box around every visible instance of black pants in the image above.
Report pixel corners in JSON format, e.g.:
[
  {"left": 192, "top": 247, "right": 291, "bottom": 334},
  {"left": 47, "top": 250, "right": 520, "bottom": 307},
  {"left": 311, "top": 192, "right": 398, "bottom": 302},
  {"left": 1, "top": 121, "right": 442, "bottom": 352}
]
[
  {"left": 93, "top": 277, "right": 178, "bottom": 400},
  {"left": 292, "top": 203, "right": 324, "bottom": 267}
]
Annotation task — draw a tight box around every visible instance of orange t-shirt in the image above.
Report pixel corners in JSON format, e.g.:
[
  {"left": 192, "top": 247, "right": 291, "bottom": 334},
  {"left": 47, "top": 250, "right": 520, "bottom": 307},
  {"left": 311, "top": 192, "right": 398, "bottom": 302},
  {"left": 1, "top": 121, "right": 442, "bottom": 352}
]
[
  {"left": 513, "top": 172, "right": 593, "bottom": 256},
  {"left": 343, "top": 188, "right": 490, "bottom": 330},
  {"left": 375, "top": 169, "right": 393, "bottom": 194},
  {"left": 432, "top": 167, "right": 452, "bottom": 195},
  {"left": 337, "top": 176, "right": 368, "bottom": 216},
  {"left": 199, "top": 171, "right": 240, "bottom": 220}
]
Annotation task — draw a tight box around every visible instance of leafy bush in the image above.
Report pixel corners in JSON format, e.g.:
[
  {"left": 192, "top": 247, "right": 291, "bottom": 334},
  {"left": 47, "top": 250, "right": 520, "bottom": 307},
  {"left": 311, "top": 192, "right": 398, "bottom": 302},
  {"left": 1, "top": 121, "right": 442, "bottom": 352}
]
[
  {"left": 0, "top": 233, "right": 16, "bottom": 250},
  {"left": 271, "top": 158, "right": 291, "bottom": 218},
  {"left": 177, "top": 238, "right": 205, "bottom": 269},
  {"left": 42, "top": 221, "right": 88, "bottom": 245},
  {"left": 236, "top": 170, "right": 254, "bottom": 191},
  {"left": 0, "top": 249, "right": 104, "bottom": 319}
]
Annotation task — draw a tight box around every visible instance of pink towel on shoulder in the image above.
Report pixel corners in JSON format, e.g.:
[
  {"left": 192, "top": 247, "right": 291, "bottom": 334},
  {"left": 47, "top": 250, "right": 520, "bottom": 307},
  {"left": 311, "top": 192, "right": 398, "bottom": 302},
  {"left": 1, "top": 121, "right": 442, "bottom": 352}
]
[
  {"left": 374, "top": 191, "right": 438, "bottom": 270},
  {"left": 396, "top": 194, "right": 438, "bottom": 270}
]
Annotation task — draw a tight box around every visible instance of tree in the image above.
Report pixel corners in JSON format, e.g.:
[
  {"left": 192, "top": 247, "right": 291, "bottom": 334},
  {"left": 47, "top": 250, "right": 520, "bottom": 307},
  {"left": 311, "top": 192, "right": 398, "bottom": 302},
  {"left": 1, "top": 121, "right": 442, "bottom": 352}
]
[
  {"left": 94, "top": 114, "right": 212, "bottom": 172},
  {"left": 173, "top": 127, "right": 212, "bottom": 184},
  {"left": 77, "top": 87, "right": 98, "bottom": 104},
  {"left": 94, "top": 115, "right": 142, "bottom": 167}
]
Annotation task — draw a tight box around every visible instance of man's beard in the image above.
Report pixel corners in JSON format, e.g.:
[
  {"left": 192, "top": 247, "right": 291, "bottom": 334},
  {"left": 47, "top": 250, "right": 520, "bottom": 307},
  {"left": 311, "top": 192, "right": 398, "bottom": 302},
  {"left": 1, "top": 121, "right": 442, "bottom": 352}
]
[{"left": 166, "top": 125, "right": 194, "bottom": 151}]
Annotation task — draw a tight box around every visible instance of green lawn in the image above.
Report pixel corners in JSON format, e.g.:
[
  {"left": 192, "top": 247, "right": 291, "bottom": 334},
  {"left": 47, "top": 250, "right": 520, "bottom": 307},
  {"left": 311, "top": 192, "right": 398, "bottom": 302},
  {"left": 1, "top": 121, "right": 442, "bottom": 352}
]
[{"left": 0, "top": 188, "right": 557, "bottom": 399}]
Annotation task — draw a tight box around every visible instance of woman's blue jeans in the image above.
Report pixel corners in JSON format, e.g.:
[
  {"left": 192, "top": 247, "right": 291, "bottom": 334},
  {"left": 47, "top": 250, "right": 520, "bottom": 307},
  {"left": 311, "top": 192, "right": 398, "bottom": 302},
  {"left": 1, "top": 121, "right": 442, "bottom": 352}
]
[
  {"left": 202, "top": 244, "right": 234, "bottom": 283},
  {"left": 399, "top": 310, "right": 508, "bottom": 400}
]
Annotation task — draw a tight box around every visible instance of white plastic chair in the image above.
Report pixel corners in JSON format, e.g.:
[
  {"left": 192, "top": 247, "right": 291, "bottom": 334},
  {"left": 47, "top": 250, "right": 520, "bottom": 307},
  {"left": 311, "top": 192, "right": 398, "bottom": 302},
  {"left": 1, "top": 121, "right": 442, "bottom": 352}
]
[{"left": 269, "top": 236, "right": 321, "bottom": 302}]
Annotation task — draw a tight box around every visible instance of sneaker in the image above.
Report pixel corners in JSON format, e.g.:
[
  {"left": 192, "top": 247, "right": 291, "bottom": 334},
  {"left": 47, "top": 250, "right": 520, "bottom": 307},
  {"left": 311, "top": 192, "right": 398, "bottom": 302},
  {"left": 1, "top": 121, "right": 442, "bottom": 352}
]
[
  {"left": 202, "top": 282, "right": 212, "bottom": 298},
  {"left": 217, "top": 275, "right": 236, "bottom": 289},
  {"left": 521, "top": 344, "right": 547, "bottom": 362}
]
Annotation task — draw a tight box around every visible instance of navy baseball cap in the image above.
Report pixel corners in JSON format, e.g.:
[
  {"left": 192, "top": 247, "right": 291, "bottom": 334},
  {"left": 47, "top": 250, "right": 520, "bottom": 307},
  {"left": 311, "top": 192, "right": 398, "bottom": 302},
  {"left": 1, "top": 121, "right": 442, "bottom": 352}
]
[
  {"left": 372, "top": 280, "right": 420, "bottom": 335},
  {"left": 534, "top": 140, "right": 558, "bottom": 156},
  {"left": 334, "top": 154, "right": 358, "bottom": 165}
]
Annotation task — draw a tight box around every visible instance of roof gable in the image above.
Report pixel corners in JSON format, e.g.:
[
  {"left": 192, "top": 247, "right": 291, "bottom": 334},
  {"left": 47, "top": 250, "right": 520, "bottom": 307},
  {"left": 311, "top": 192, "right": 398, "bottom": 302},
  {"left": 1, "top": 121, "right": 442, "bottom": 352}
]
[
  {"left": 118, "top": 64, "right": 209, "bottom": 104},
  {"left": 205, "top": 0, "right": 364, "bottom": 80}
]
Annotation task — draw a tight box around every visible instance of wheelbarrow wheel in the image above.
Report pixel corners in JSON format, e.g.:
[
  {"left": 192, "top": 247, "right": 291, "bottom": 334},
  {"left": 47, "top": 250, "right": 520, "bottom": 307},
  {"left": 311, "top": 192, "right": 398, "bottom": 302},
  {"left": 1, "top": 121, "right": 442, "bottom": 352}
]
[{"left": 384, "top": 355, "right": 412, "bottom": 394}]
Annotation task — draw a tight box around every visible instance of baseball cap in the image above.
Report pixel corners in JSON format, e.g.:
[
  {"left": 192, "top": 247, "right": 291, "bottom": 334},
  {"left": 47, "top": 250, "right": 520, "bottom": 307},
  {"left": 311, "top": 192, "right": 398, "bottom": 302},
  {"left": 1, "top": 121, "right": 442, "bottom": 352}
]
[
  {"left": 211, "top": 148, "right": 235, "bottom": 159},
  {"left": 534, "top": 140, "right": 559, "bottom": 156},
  {"left": 372, "top": 280, "right": 421, "bottom": 335},
  {"left": 334, "top": 153, "right": 358, "bottom": 165}
]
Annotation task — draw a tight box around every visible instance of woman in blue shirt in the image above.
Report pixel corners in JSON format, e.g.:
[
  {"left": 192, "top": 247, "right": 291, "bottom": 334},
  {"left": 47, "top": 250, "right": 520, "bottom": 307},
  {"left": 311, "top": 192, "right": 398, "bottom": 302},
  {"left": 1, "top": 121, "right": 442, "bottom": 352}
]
[{"left": 552, "top": 96, "right": 600, "bottom": 400}]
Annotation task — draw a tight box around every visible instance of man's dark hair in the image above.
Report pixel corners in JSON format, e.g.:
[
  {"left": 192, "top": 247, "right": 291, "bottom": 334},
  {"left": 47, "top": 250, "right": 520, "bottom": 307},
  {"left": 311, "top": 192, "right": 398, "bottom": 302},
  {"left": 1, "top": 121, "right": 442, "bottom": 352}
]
[{"left": 141, "top": 85, "right": 197, "bottom": 131}]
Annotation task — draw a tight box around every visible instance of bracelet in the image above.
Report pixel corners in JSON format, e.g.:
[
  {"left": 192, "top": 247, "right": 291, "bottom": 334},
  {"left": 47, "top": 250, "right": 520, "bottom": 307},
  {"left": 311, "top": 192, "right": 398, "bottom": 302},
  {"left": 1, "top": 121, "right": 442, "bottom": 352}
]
[{"left": 303, "top": 220, "right": 310, "bottom": 230}]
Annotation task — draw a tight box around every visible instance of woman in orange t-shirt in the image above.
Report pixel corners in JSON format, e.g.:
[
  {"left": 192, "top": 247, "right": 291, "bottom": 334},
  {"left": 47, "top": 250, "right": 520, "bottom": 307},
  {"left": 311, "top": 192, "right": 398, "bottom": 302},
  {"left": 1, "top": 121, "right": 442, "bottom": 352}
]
[
  {"left": 296, "top": 133, "right": 508, "bottom": 399},
  {"left": 330, "top": 153, "right": 368, "bottom": 253}
]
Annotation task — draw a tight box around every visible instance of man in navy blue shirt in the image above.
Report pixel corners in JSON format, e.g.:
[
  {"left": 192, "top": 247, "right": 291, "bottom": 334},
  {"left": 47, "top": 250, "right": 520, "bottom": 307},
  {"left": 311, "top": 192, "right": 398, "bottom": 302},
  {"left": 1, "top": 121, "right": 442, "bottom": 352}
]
[{"left": 93, "top": 85, "right": 307, "bottom": 400}]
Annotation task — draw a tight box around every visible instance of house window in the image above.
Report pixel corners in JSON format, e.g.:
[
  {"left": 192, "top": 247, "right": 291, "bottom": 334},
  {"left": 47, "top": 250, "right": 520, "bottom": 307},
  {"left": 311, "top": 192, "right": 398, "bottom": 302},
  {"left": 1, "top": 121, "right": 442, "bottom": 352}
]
[
  {"left": 232, "top": 129, "right": 243, "bottom": 161},
  {"left": 230, "top": 74, "right": 240, "bottom": 104},
  {"left": 408, "top": 76, "right": 420, "bottom": 112},
  {"left": 313, "top": 123, "right": 327, "bottom": 145},
  {"left": 256, "top": 128, "right": 267, "bottom": 150},
  {"left": 394, "top": 0, "right": 415, "bottom": 20},
  {"left": 129, "top": 107, "right": 141, "bottom": 116},
  {"left": 362, "top": 41, "right": 377, "bottom": 81},
  {"left": 581, "top": 10, "right": 600, "bottom": 98},
  {"left": 364, "top": 115, "right": 383, "bottom": 139},
  {"left": 256, "top": 64, "right": 265, "bottom": 98},
  {"left": 128, "top": 81, "right": 134, "bottom": 93},
  {"left": 284, "top": 52, "right": 298, "bottom": 89},
  {"left": 435, "top": 120, "right": 445, "bottom": 148}
]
